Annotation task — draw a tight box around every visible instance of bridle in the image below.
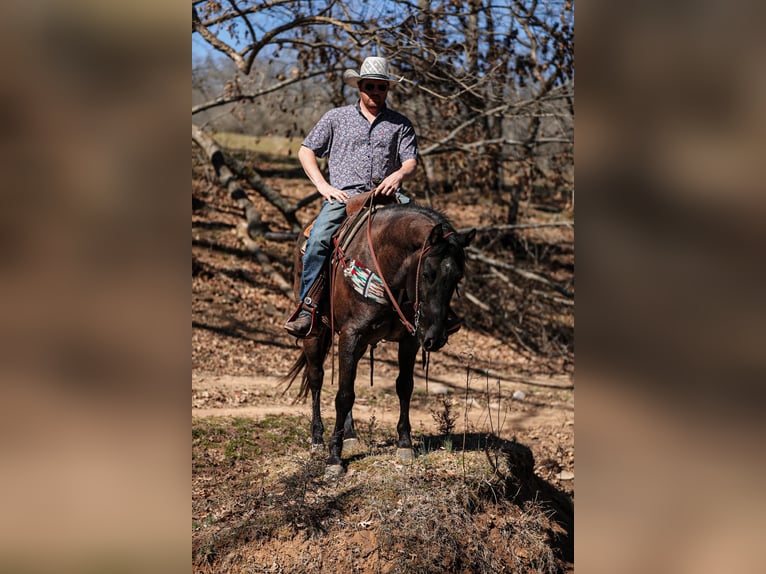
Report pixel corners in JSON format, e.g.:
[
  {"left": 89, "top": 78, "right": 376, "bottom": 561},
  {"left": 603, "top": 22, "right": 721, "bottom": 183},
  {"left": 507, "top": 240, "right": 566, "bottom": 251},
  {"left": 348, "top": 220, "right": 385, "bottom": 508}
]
[{"left": 365, "top": 201, "right": 454, "bottom": 336}]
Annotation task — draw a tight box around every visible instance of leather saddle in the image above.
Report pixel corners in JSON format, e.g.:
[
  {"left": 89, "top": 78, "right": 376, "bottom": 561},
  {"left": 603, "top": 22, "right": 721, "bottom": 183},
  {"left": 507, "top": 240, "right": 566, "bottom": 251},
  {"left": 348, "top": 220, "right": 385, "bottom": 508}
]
[{"left": 302, "top": 191, "right": 398, "bottom": 241}]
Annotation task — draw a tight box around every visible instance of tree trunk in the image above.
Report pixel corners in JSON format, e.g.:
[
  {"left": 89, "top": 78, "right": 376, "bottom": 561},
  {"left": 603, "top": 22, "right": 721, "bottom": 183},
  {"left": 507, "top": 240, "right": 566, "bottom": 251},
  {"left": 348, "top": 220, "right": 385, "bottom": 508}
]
[{"left": 191, "top": 124, "right": 303, "bottom": 234}]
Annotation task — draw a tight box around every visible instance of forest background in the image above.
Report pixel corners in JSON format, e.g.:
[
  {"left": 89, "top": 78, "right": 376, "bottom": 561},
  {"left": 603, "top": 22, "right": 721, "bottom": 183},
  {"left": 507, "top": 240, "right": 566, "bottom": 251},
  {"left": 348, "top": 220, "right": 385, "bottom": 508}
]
[{"left": 192, "top": 0, "right": 575, "bottom": 367}]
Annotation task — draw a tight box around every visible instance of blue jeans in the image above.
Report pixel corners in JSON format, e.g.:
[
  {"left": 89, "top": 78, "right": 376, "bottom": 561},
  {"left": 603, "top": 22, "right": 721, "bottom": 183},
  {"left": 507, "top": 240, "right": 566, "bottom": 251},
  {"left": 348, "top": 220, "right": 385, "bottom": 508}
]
[{"left": 299, "top": 192, "right": 410, "bottom": 303}]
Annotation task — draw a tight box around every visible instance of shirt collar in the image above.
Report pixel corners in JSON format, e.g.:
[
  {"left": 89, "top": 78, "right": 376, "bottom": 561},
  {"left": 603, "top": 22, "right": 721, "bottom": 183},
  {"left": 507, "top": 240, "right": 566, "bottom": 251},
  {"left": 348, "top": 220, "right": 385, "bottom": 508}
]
[{"left": 355, "top": 100, "right": 388, "bottom": 119}]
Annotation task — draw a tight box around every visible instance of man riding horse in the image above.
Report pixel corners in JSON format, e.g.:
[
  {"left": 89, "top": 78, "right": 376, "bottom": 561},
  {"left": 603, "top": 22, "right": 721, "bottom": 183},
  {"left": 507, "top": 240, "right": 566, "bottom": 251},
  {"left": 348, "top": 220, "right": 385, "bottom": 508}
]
[{"left": 284, "top": 56, "right": 462, "bottom": 337}]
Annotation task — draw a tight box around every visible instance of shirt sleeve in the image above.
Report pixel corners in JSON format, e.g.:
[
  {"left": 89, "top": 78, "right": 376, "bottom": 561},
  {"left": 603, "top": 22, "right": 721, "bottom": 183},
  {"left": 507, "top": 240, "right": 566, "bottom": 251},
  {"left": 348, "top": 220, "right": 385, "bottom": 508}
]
[
  {"left": 301, "top": 111, "right": 334, "bottom": 158},
  {"left": 398, "top": 119, "right": 418, "bottom": 163}
]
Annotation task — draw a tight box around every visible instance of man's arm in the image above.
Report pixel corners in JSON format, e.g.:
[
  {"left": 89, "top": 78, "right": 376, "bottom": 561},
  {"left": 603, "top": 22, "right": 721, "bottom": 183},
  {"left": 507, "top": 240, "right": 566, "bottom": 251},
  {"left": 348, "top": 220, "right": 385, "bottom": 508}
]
[
  {"left": 298, "top": 145, "right": 349, "bottom": 203},
  {"left": 374, "top": 158, "right": 417, "bottom": 197}
]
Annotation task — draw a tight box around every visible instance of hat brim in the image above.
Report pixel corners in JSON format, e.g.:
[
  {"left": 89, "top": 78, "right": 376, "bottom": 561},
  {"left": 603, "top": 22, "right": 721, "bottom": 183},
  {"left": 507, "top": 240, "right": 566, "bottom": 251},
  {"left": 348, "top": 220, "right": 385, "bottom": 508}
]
[{"left": 343, "top": 70, "right": 402, "bottom": 88}]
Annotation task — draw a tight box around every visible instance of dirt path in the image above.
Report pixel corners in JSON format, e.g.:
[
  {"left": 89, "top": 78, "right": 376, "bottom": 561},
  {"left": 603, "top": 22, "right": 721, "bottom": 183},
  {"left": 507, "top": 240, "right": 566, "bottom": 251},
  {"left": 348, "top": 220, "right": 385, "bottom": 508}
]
[{"left": 192, "top": 369, "right": 573, "bottom": 443}]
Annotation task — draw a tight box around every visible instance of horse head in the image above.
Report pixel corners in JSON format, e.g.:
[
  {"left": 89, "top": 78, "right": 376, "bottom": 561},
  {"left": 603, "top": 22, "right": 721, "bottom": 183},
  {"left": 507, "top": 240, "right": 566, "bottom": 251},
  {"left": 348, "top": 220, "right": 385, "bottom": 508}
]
[{"left": 416, "top": 223, "right": 476, "bottom": 351}]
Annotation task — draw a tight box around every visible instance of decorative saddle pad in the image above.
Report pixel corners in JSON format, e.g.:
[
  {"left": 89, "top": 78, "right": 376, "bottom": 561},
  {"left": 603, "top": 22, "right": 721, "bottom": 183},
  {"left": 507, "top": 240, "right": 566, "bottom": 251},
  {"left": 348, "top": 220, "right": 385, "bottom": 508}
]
[{"left": 340, "top": 258, "right": 387, "bottom": 305}]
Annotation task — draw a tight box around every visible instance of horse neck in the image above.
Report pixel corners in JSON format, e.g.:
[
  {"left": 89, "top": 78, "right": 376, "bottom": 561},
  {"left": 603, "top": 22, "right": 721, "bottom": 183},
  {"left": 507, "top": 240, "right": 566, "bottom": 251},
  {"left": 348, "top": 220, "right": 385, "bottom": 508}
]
[
  {"left": 367, "top": 209, "right": 439, "bottom": 289},
  {"left": 374, "top": 208, "right": 437, "bottom": 253}
]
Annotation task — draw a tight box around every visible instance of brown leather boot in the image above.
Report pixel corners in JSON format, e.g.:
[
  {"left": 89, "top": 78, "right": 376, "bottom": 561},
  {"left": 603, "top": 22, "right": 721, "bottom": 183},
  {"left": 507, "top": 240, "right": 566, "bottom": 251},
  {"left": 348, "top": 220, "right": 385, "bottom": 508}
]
[{"left": 284, "top": 309, "right": 313, "bottom": 337}]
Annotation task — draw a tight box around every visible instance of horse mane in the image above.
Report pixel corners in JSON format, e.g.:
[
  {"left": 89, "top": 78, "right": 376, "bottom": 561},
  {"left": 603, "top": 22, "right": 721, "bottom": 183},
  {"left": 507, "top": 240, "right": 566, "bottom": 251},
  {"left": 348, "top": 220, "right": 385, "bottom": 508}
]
[
  {"left": 375, "top": 202, "right": 456, "bottom": 232},
  {"left": 373, "top": 202, "right": 466, "bottom": 265}
]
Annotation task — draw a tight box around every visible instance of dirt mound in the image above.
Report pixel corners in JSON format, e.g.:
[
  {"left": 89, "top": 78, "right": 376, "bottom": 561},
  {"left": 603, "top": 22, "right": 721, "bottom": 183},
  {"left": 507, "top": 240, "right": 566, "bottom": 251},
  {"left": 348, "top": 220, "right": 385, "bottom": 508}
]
[{"left": 193, "top": 417, "right": 573, "bottom": 573}]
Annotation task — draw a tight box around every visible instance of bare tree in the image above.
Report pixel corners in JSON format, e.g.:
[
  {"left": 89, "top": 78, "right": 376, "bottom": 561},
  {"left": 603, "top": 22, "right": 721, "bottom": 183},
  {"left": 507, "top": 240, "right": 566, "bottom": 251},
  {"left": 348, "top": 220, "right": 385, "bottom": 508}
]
[
  {"left": 192, "top": 0, "right": 378, "bottom": 230},
  {"left": 193, "top": 0, "right": 573, "bottom": 218}
]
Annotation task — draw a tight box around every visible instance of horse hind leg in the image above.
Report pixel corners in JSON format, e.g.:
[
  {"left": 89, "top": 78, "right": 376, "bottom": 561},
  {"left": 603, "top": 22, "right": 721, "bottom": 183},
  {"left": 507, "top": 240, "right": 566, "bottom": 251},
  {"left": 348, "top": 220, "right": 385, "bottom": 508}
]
[{"left": 303, "top": 333, "right": 330, "bottom": 451}]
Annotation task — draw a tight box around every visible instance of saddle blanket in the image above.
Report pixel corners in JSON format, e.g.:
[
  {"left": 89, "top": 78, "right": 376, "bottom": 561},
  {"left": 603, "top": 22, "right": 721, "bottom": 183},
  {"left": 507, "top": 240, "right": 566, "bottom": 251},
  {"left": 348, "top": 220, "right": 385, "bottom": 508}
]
[{"left": 341, "top": 258, "right": 387, "bottom": 305}]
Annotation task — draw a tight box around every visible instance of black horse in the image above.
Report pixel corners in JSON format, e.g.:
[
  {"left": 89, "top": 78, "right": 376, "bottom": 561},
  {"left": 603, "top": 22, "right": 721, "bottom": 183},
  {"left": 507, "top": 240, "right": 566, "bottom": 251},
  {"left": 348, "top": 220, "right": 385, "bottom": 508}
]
[{"left": 283, "top": 200, "right": 475, "bottom": 475}]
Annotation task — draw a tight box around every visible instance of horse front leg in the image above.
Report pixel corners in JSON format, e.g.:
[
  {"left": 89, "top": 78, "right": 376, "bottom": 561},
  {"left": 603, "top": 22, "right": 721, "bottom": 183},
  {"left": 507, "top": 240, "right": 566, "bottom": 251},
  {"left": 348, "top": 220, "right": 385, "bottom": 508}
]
[
  {"left": 327, "top": 332, "right": 364, "bottom": 475},
  {"left": 342, "top": 410, "right": 362, "bottom": 453},
  {"left": 395, "top": 337, "right": 419, "bottom": 461}
]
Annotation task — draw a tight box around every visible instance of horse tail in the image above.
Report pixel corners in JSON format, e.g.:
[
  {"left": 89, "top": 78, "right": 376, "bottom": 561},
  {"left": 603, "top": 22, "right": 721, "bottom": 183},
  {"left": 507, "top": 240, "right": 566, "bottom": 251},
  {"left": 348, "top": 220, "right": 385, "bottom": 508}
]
[
  {"left": 280, "top": 329, "right": 333, "bottom": 401},
  {"left": 280, "top": 351, "right": 310, "bottom": 401}
]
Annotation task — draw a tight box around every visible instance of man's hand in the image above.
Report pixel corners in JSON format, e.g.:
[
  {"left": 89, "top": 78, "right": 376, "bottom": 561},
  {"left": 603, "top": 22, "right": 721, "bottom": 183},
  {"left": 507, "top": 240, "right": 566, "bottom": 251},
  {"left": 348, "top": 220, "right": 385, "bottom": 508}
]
[
  {"left": 318, "top": 182, "right": 349, "bottom": 204},
  {"left": 373, "top": 172, "right": 403, "bottom": 197},
  {"left": 299, "top": 145, "right": 349, "bottom": 204},
  {"left": 373, "top": 159, "right": 416, "bottom": 197}
]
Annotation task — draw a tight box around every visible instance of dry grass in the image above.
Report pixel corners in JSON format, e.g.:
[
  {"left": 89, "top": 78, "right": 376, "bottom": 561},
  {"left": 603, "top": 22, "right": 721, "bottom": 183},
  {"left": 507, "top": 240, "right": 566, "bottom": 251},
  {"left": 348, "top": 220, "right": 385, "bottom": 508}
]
[{"left": 212, "top": 132, "right": 303, "bottom": 156}]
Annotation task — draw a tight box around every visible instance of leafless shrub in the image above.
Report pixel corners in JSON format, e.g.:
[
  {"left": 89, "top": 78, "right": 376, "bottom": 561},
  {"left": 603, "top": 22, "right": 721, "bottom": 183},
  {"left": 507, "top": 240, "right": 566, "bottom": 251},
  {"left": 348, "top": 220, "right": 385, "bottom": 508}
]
[{"left": 430, "top": 396, "right": 457, "bottom": 437}]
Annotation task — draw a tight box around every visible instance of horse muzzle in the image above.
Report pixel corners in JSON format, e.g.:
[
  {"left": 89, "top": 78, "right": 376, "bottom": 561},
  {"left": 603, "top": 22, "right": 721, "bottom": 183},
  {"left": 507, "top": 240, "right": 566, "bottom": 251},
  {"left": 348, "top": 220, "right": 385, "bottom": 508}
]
[{"left": 420, "top": 328, "right": 447, "bottom": 352}]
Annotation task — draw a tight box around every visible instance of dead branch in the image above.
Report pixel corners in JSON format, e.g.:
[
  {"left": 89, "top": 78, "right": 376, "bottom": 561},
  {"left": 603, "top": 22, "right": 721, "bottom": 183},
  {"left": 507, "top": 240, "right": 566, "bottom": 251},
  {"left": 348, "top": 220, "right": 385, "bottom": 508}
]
[
  {"left": 466, "top": 247, "right": 573, "bottom": 299},
  {"left": 192, "top": 124, "right": 264, "bottom": 234},
  {"left": 192, "top": 7, "right": 247, "bottom": 71},
  {"left": 488, "top": 268, "right": 574, "bottom": 307},
  {"left": 459, "top": 222, "right": 573, "bottom": 234},
  {"left": 226, "top": 154, "right": 302, "bottom": 232},
  {"left": 263, "top": 231, "right": 300, "bottom": 242},
  {"left": 464, "top": 291, "right": 491, "bottom": 312},
  {"left": 295, "top": 192, "right": 322, "bottom": 211},
  {"left": 195, "top": 4, "right": 364, "bottom": 75},
  {"left": 192, "top": 124, "right": 294, "bottom": 293},
  {"left": 192, "top": 124, "right": 303, "bottom": 233},
  {"left": 237, "top": 224, "right": 293, "bottom": 296},
  {"left": 192, "top": 71, "right": 326, "bottom": 115}
]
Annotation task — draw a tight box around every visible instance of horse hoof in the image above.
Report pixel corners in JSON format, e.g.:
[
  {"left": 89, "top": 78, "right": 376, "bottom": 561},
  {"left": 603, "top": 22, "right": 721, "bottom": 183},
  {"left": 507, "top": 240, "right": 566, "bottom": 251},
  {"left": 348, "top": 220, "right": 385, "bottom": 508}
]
[
  {"left": 325, "top": 464, "right": 345, "bottom": 479},
  {"left": 343, "top": 438, "right": 364, "bottom": 454},
  {"left": 310, "top": 443, "right": 324, "bottom": 453},
  {"left": 397, "top": 448, "right": 414, "bottom": 462}
]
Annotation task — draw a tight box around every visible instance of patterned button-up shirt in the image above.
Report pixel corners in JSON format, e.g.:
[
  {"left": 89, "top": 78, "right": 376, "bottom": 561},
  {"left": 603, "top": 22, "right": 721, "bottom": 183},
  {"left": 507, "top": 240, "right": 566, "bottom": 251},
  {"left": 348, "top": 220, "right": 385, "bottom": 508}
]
[{"left": 301, "top": 102, "right": 418, "bottom": 196}]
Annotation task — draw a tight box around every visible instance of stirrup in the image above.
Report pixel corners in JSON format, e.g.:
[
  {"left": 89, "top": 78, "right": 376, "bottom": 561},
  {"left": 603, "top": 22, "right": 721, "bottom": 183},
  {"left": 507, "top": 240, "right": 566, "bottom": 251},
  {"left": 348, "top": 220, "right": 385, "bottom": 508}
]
[{"left": 285, "top": 298, "right": 318, "bottom": 337}]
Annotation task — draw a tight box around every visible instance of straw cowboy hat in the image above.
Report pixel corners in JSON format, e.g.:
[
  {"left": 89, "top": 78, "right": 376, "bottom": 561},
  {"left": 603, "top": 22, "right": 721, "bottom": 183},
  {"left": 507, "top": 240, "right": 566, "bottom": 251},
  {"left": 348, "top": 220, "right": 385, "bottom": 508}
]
[{"left": 343, "top": 56, "right": 403, "bottom": 88}]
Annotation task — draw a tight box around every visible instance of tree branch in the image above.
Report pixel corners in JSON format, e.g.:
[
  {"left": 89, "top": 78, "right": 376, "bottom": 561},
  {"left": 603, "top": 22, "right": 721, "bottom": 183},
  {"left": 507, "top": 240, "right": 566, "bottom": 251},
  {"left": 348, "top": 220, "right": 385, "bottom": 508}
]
[
  {"left": 464, "top": 291, "right": 491, "bottom": 312},
  {"left": 466, "top": 246, "right": 573, "bottom": 299},
  {"left": 192, "top": 6, "right": 247, "bottom": 71},
  {"left": 192, "top": 123, "right": 294, "bottom": 293},
  {"left": 192, "top": 70, "right": 329, "bottom": 115},
  {"left": 226, "top": 154, "right": 303, "bottom": 232},
  {"left": 245, "top": 15, "right": 363, "bottom": 71},
  {"left": 460, "top": 222, "right": 573, "bottom": 234},
  {"left": 192, "top": 123, "right": 263, "bottom": 232}
]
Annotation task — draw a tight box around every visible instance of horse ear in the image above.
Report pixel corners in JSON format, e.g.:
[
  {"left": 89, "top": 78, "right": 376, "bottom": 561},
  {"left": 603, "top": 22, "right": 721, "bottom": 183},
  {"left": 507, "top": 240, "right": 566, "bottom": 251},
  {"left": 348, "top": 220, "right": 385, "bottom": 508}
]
[
  {"left": 459, "top": 228, "right": 476, "bottom": 247},
  {"left": 427, "top": 223, "right": 445, "bottom": 247}
]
